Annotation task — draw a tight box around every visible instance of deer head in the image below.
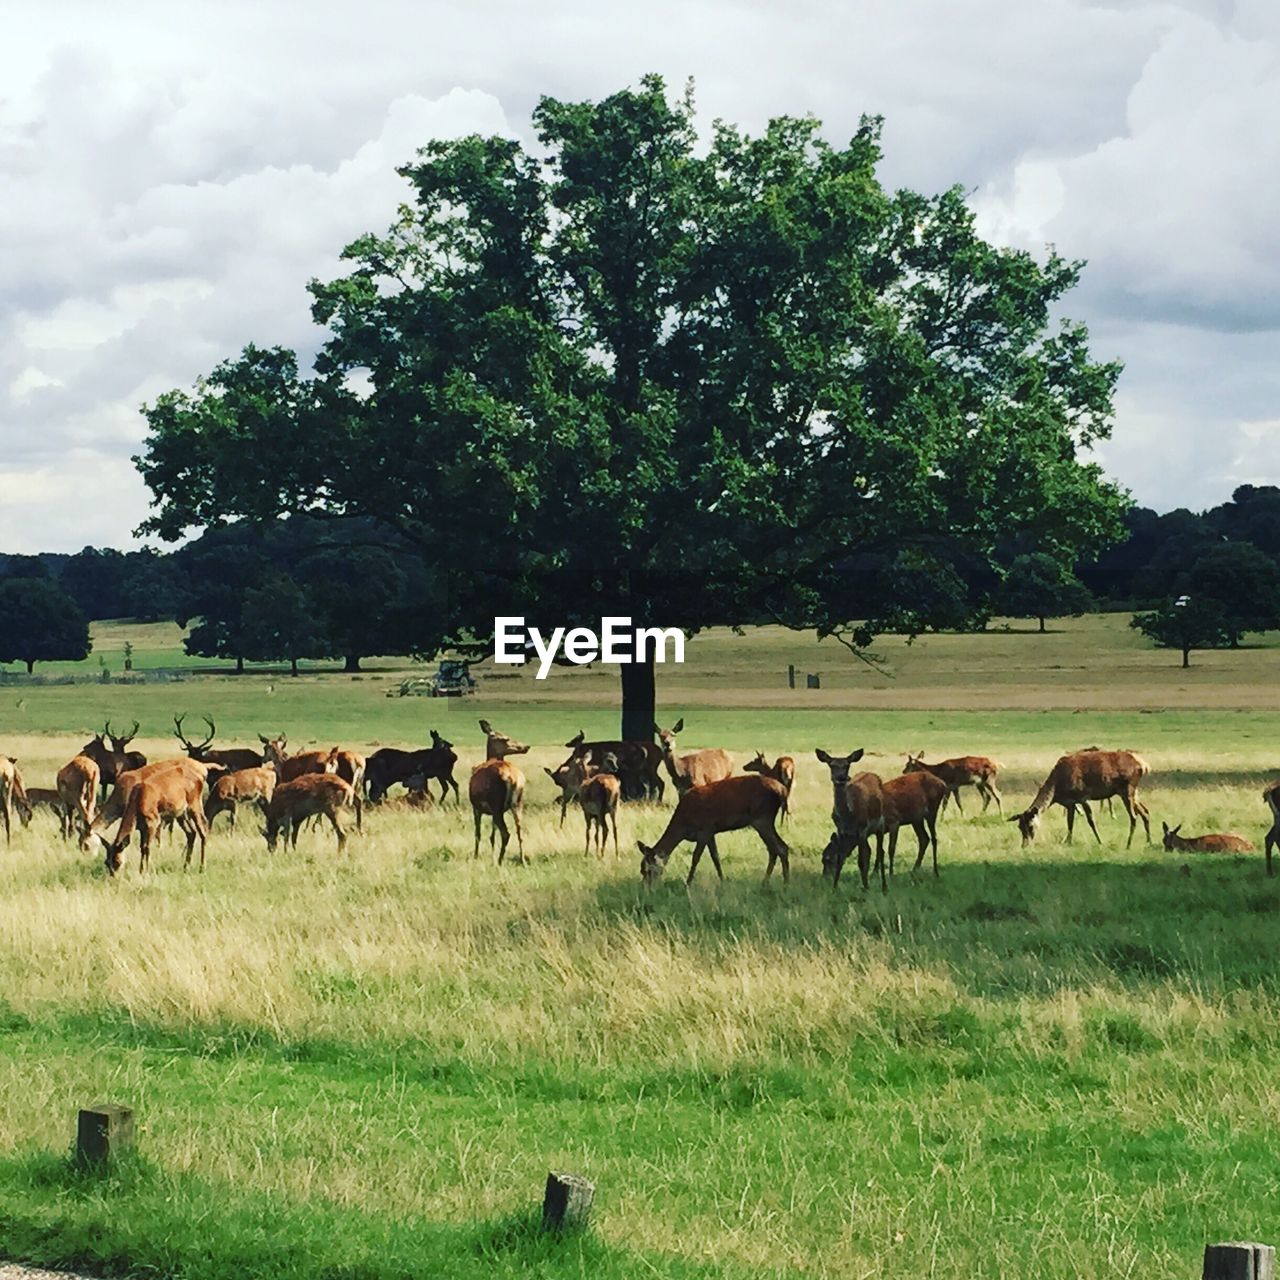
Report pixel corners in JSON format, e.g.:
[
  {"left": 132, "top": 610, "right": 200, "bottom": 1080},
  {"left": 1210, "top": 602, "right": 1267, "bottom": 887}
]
[
  {"left": 1008, "top": 809, "right": 1040, "bottom": 845},
  {"left": 654, "top": 719, "right": 685, "bottom": 757},
  {"left": 638, "top": 841, "right": 671, "bottom": 887},
  {"left": 742, "top": 751, "right": 768, "bottom": 774},
  {"left": 814, "top": 748, "right": 866, "bottom": 785},
  {"left": 480, "top": 721, "right": 529, "bottom": 760}
]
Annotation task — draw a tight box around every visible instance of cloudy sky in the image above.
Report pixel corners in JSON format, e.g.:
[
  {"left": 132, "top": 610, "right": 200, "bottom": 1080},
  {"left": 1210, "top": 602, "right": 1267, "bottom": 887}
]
[{"left": 3, "top": 0, "right": 1277, "bottom": 553}]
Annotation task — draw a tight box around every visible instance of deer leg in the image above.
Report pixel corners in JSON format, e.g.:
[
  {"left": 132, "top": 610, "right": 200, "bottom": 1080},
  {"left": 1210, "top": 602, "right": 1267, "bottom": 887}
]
[
  {"left": 1065, "top": 803, "right": 1076, "bottom": 843},
  {"left": 911, "top": 821, "right": 929, "bottom": 872},
  {"left": 329, "top": 810, "right": 347, "bottom": 855},
  {"left": 1080, "top": 800, "right": 1102, "bottom": 844},
  {"left": 1119, "top": 792, "right": 1139, "bottom": 848},
  {"left": 876, "top": 831, "right": 888, "bottom": 893},
  {"left": 192, "top": 806, "right": 209, "bottom": 871},
  {"left": 886, "top": 827, "right": 898, "bottom": 876},
  {"left": 1266, "top": 821, "right": 1278, "bottom": 876},
  {"left": 951, "top": 787, "right": 964, "bottom": 816},
  {"left": 493, "top": 812, "right": 510, "bottom": 865},
  {"left": 757, "top": 819, "right": 790, "bottom": 883},
  {"left": 583, "top": 813, "right": 591, "bottom": 858},
  {"left": 686, "top": 839, "right": 707, "bottom": 885},
  {"left": 989, "top": 782, "right": 1003, "bottom": 814},
  {"left": 472, "top": 806, "right": 482, "bottom": 858},
  {"left": 181, "top": 815, "right": 197, "bottom": 871},
  {"left": 512, "top": 800, "right": 525, "bottom": 864},
  {"left": 610, "top": 806, "right": 619, "bottom": 859},
  {"left": 1133, "top": 796, "right": 1151, "bottom": 844}
]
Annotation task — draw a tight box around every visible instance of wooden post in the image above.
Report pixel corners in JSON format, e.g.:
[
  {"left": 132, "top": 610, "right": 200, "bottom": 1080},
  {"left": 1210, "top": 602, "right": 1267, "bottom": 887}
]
[
  {"left": 787, "top": 664, "right": 795, "bottom": 689},
  {"left": 542, "top": 1170, "right": 594, "bottom": 1233},
  {"left": 1204, "top": 1243, "right": 1275, "bottom": 1280},
  {"left": 76, "top": 1104, "right": 135, "bottom": 1165}
]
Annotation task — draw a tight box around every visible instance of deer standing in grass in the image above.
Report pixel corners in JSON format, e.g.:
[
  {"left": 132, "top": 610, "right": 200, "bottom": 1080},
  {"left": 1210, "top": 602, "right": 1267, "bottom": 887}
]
[
  {"left": 104, "top": 765, "right": 212, "bottom": 875},
  {"left": 1262, "top": 781, "right": 1279, "bottom": 876},
  {"left": 902, "top": 752, "right": 1002, "bottom": 814},
  {"left": 815, "top": 748, "right": 887, "bottom": 890},
  {"left": 563, "top": 730, "right": 664, "bottom": 802},
  {"left": 1010, "top": 749, "right": 1151, "bottom": 848},
  {"left": 638, "top": 775, "right": 790, "bottom": 887},
  {"left": 742, "top": 753, "right": 795, "bottom": 816},
  {"left": 82, "top": 758, "right": 218, "bottom": 852},
  {"left": 655, "top": 720, "right": 733, "bottom": 796},
  {"left": 0, "top": 756, "right": 25, "bottom": 844},
  {"left": 470, "top": 721, "right": 528, "bottom": 864},
  {"left": 57, "top": 754, "right": 101, "bottom": 842},
  {"left": 1161, "top": 822, "right": 1253, "bottom": 854},
  {"left": 546, "top": 752, "right": 621, "bottom": 857},
  {"left": 260, "top": 734, "right": 341, "bottom": 783},
  {"left": 205, "top": 766, "right": 277, "bottom": 829},
  {"left": 264, "top": 774, "right": 356, "bottom": 855},
  {"left": 882, "top": 770, "right": 949, "bottom": 877},
  {"left": 79, "top": 721, "right": 145, "bottom": 799},
  {"left": 365, "top": 731, "right": 458, "bottom": 804},
  {"left": 174, "top": 714, "right": 265, "bottom": 772}
]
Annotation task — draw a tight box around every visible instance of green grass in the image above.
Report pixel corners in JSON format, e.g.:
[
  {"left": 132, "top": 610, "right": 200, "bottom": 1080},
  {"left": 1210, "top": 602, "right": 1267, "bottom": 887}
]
[{"left": 1, "top": 614, "right": 1278, "bottom": 1278}]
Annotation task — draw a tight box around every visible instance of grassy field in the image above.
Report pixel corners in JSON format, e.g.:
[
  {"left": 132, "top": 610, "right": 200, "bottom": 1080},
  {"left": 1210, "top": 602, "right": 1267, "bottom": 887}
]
[{"left": 1, "top": 615, "right": 1278, "bottom": 1278}]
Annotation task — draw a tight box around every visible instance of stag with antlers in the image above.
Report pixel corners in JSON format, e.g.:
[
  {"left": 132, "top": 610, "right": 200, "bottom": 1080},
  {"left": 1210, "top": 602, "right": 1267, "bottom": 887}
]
[{"left": 174, "top": 714, "right": 265, "bottom": 771}]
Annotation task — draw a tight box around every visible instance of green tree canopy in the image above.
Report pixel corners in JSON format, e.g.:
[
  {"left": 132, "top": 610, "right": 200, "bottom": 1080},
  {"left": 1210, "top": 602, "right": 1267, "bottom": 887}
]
[
  {"left": 240, "top": 573, "right": 331, "bottom": 676},
  {"left": 1182, "top": 540, "right": 1280, "bottom": 644},
  {"left": 999, "top": 552, "right": 1093, "bottom": 632},
  {"left": 0, "top": 578, "right": 92, "bottom": 673},
  {"left": 1131, "top": 595, "right": 1233, "bottom": 668},
  {"left": 134, "top": 75, "right": 1128, "bottom": 737}
]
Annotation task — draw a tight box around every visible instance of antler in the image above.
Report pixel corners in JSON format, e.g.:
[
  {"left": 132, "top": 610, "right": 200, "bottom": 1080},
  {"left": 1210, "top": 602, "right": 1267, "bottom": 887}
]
[
  {"left": 479, "top": 719, "right": 494, "bottom": 735},
  {"left": 114, "top": 719, "right": 140, "bottom": 746},
  {"left": 174, "top": 713, "right": 190, "bottom": 746},
  {"left": 194, "top": 715, "right": 215, "bottom": 750}
]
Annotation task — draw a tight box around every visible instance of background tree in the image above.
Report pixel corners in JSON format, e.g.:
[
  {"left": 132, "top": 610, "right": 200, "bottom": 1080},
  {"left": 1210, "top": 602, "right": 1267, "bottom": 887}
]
[
  {"left": 59, "top": 547, "right": 131, "bottom": 621},
  {"left": 999, "top": 552, "right": 1093, "bottom": 632},
  {"left": 240, "top": 573, "right": 330, "bottom": 676},
  {"left": 1131, "top": 595, "right": 1232, "bottom": 668},
  {"left": 0, "top": 578, "right": 92, "bottom": 673},
  {"left": 134, "top": 76, "right": 1128, "bottom": 739},
  {"left": 1180, "top": 541, "right": 1280, "bottom": 646}
]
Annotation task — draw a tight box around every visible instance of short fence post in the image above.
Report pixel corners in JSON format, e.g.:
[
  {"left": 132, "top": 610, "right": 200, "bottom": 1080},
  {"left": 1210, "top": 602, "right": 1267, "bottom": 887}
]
[
  {"left": 1203, "top": 1242, "right": 1275, "bottom": 1280},
  {"left": 787, "top": 664, "right": 795, "bottom": 689},
  {"left": 76, "top": 1104, "right": 134, "bottom": 1166},
  {"left": 542, "top": 1170, "right": 594, "bottom": 1233}
]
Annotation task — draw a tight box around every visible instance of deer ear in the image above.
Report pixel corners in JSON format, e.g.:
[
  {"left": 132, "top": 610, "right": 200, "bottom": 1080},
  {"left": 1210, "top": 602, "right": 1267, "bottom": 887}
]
[
  {"left": 850, "top": 749, "right": 864, "bottom": 762},
  {"left": 815, "top": 749, "right": 831, "bottom": 763},
  {"left": 1162, "top": 821, "right": 1169, "bottom": 835},
  {"left": 672, "top": 718, "right": 684, "bottom": 734},
  {"left": 1007, "top": 813, "right": 1023, "bottom": 823}
]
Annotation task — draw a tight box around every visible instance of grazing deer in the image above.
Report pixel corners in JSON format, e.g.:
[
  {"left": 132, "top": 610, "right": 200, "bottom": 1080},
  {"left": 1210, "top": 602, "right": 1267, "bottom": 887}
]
[
  {"left": 1010, "top": 749, "right": 1151, "bottom": 848},
  {"left": 366, "top": 731, "right": 459, "bottom": 805},
  {"left": 260, "top": 734, "right": 341, "bottom": 783},
  {"left": 655, "top": 720, "right": 733, "bottom": 795},
  {"left": 57, "top": 754, "right": 101, "bottom": 842},
  {"left": 20, "top": 786, "right": 64, "bottom": 827},
  {"left": 564, "top": 730, "right": 664, "bottom": 802},
  {"left": 1161, "top": 822, "right": 1254, "bottom": 854},
  {"left": 264, "top": 775, "right": 356, "bottom": 856},
  {"left": 638, "top": 775, "right": 790, "bottom": 886},
  {"left": 902, "top": 752, "right": 1002, "bottom": 814},
  {"left": 882, "top": 771, "right": 949, "bottom": 877},
  {"left": 470, "top": 721, "right": 529, "bottom": 863},
  {"left": 742, "top": 752, "right": 795, "bottom": 816},
  {"left": 174, "top": 714, "right": 265, "bottom": 772},
  {"left": 205, "top": 766, "right": 278, "bottom": 829},
  {"left": 82, "top": 758, "right": 215, "bottom": 851},
  {"left": 104, "top": 765, "right": 212, "bottom": 875},
  {"left": 1265, "top": 781, "right": 1280, "bottom": 877},
  {"left": 815, "top": 748, "right": 888, "bottom": 890}
]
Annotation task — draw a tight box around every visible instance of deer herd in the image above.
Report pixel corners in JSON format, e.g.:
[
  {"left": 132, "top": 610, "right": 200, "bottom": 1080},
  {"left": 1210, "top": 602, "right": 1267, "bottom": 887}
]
[{"left": 1, "top": 717, "right": 1278, "bottom": 889}]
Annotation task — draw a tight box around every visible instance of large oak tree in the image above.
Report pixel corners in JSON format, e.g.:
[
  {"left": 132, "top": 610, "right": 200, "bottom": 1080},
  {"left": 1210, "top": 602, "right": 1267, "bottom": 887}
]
[{"left": 135, "top": 76, "right": 1127, "bottom": 738}]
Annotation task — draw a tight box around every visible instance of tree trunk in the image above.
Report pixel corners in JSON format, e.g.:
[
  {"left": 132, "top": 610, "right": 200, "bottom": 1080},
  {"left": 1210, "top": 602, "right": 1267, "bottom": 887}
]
[
  {"left": 344, "top": 654, "right": 362, "bottom": 673},
  {"left": 25, "top": 658, "right": 34, "bottom": 674},
  {"left": 1038, "top": 616, "right": 1046, "bottom": 633},
  {"left": 236, "top": 655, "right": 245, "bottom": 675},
  {"left": 620, "top": 655, "right": 656, "bottom": 744},
  {"left": 1182, "top": 644, "right": 1191, "bottom": 668},
  {"left": 290, "top": 656, "right": 299, "bottom": 677}
]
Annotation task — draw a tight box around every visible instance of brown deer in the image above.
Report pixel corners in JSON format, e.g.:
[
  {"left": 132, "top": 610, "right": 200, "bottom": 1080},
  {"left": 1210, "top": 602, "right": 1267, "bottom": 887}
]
[
  {"left": 1161, "top": 822, "right": 1253, "bottom": 854},
  {"left": 655, "top": 720, "right": 733, "bottom": 795},
  {"left": 1265, "top": 781, "right": 1279, "bottom": 876},
  {"left": 815, "top": 748, "right": 888, "bottom": 890},
  {"left": 0, "top": 756, "right": 23, "bottom": 843},
  {"left": 108, "top": 721, "right": 147, "bottom": 774},
  {"left": 544, "top": 753, "right": 588, "bottom": 827},
  {"left": 742, "top": 752, "right": 795, "bottom": 815},
  {"left": 205, "top": 766, "right": 278, "bottom": 829},
  {"left": 1010, "top": 749, "right": 1151, "bottom": 848},
  {"left": 564, "top": 730, "right": 664, "bottom": 802},
  {"left": 174, "top": 714, "right": 265, "bottom": 772},
  {"left": 903, "top": 752, "right": 1002, "bottom": 814},
  {"left": 82, "top": 758, "right": 216, "bottom": 851},
  {"left": 638, "top": 774, "right": 790, "bottom": 886},
  {"left": 546, "top": 752, "right": 622, "bottom": 857},
  {"left": 79, "top": 721, "right": 144, "bottom": 798},
  {"left": 20, "top": 786, "right": 64, "bottom": 827},
  {"left": 260, "top": 734, "right": 341, "bottom": 783},
  {"left": 470, "top": 721, "right": 529, "bottom": 863},
  {"left": 264, "top": 775, "right": 356, "bottom": 855},
  {"left": 882, "top": 771, "right": 949, "bottom": 877},
  {"left": 104, "top": 765, "right": 212, "bottom": 875},
  {"left": 365, "top": 731, "right": 458, "bottom": 804},
  {"left": 57, "top": 754, "right": 101, "bottom": 842}
]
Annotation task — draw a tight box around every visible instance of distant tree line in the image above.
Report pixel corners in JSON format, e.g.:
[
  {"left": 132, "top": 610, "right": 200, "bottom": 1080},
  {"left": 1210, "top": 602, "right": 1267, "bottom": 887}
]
[{"left": 2, "top": 486, "right": 1278, "bottom": 675}]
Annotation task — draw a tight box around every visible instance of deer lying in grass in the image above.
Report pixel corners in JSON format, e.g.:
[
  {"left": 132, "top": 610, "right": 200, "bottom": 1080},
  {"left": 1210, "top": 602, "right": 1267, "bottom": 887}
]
[
  {"left": 1161, "top": 822, "right": 1254, "bottom": 854},
  {"left": 104, "top": 765, "right": 212, "bottom": 875},
  {"left": 470, "top": 721, "right": 529, "bottom": 864},
  {"left": 58, "top": 754, "right": 101, "bottom": 843},
  {"left": 742, "top": 753, "right": 795, "bottom": 816},
  {"left": 655, "top": 720, "right": 733, "bottom": 795},
  {"left": 205, "top": 766, "right": 277, "bottom": 829},
  {"left": 564, "top": 730, "right": 664, "bottom": 802},
  {"left": 638, "top": 775, "right": 790, "bottom": 886},
  {"left": 1010, "top": 749, "right": 1151, "bottom": 848},
  {"left": 902, "top": 752, "right": 1002, "bottom": 814},
  {"left": 264, "top": 774, "right": 356, "bottom": 855},
  {"left": 815, "top": 748, "right": 887, "bottom": 890},
  {"left": 1263, "top": 781, "right": 1279, "bottom": 876},
  {"left": 883, "top": 770, "right": 949, "bottom": 877}
]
